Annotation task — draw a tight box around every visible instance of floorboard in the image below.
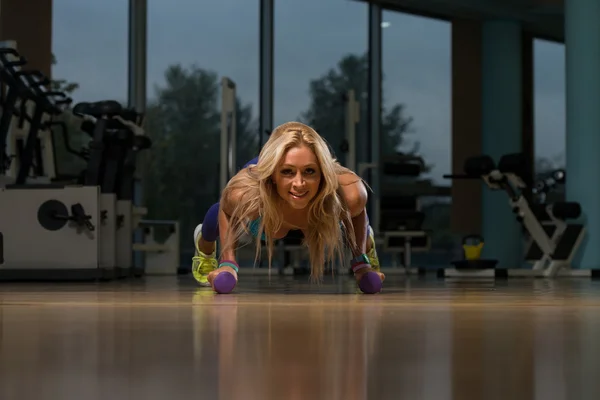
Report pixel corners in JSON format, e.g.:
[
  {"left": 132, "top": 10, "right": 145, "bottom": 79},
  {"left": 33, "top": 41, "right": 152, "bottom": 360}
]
[{"left": 1, "top": 274, "right": 599, "bottom": 400}]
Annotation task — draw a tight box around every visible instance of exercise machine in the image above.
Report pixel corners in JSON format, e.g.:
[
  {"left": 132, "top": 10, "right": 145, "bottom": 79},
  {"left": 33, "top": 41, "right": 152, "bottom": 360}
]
[
  {"left": 0, "top": 44, "right": 27, "bottom": 182},
  {"left": 442, "top": 153, "right": 587, "bottom": 278},
  {"left": 72, "top": 100, "right": 133, "bottom": 277},
  {"left": 68, "top": 101, "right": 179, "bottom": 277},
  {"left": 532, "top": 168, "right": 565, "bottom": 205},
  {"left": 69, "top": 101, "right": 181, "bottom": 277},
  {"left": 0, "top": 48, "right": 105, "bottom": 279},
  {"left": 0, "top": 44, "right": 179, "bottom": 279},
  {"left": 13, "top": 71, "right": 71, "bottom": 186},
  {"left": 0, "top": 44, "right": 59, "bottom": 186}
]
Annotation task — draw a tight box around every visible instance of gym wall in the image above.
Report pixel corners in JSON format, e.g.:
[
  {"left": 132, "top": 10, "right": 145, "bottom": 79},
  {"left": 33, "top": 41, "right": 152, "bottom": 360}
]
[{"left": 0, "top": 0, "right": 53, "bottom": 78}]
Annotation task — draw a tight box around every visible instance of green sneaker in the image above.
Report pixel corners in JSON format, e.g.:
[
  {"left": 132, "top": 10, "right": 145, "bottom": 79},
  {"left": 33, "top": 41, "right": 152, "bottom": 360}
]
[
  {"left": 191, "top": 224, "right": 217, "bottom": 286},
  {"left": 366, "top": 225, "right": 380, "bottom": 271}
]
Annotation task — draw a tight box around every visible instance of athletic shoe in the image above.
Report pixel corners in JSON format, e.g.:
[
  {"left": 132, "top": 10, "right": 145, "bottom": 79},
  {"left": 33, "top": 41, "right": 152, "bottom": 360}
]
[
  {"left": 191, "top": 224, "right": 218, "bottom": 286},
  {"left": 366, "top": 225, "right": 380, "bottom": 271}
]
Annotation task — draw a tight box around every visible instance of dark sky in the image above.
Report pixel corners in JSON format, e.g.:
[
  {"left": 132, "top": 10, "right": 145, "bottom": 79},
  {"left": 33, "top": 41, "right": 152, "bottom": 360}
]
[{"left": 51, "top": 0, "right": 566, "bottom": 183}]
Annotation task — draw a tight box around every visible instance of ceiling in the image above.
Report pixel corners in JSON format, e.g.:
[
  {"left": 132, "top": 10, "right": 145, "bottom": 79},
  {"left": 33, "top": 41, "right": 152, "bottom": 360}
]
[{"left": 357, "top": 0, "right": 564, "bottom": 41}]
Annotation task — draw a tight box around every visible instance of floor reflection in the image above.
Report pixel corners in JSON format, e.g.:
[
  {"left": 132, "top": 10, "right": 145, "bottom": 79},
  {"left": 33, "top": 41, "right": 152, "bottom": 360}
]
[{"left": 0, "top": 276, "right": 599, "bottom": 399}]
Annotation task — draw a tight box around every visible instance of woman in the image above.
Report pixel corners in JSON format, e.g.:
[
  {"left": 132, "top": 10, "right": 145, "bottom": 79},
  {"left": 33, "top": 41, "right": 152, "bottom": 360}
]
[{"left": 192, "top": 121, "right": 385, "bottom": 294}]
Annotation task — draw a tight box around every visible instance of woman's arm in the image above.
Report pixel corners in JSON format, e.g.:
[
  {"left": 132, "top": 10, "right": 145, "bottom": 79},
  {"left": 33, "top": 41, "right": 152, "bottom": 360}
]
[
  {"left": 339, "top": 174, "right": 370, "bottom": 257},
  {"left": 218, "top": 206, "right": 237, "bottom": 262},
  {"left": 207, "top": 188, "right": 246, "bottom": 290},
  {"left": 340, "top": 174, "right": 385, "bottom": 294},
  {"left": 218, "top": 187, "right": 248, "bottom": 263}
]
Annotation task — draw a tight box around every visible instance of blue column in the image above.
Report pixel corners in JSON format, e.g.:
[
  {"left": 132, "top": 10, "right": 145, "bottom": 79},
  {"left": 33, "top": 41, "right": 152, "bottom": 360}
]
[
  {"left": 481, "top": 20, "right": 523, "bottom": 267},
  {"left": 565, "top": 0, "right": 600, "bottom": 269}
]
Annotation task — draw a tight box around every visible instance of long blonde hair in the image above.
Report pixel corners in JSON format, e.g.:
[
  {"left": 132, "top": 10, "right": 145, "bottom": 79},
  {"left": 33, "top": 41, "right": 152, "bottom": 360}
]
[{"left": 220, "top": 121, "right": 359, "bottom": 280}]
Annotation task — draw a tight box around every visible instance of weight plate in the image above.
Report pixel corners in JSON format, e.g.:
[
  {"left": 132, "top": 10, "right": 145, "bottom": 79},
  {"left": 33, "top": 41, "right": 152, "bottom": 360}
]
[{"left": 37, "top": 200, "right": 69, "bottom": 231}]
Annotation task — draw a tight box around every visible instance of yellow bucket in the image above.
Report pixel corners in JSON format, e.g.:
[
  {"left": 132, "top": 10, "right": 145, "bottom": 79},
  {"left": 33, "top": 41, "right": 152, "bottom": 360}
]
[{"left": 462, "top": 235, "right": 484, "bottom": 260}]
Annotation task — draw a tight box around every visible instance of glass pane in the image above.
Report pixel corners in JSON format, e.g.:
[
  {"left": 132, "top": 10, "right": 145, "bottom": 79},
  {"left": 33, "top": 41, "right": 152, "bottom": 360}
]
[
  {"left": 274, "top": 0, "right": 368, "bottom": 169},
  {"left": 534, "top": 39, "right": 565, "bottom": 203},
  {"left": 51, "top": 0, "right": 128, "bottom": 179},
  {"left": 381, "top": 11, "right": 452, "bottom": 267},
  {"left": 143, "top": 0, "right": 259, "bottom": 262}
]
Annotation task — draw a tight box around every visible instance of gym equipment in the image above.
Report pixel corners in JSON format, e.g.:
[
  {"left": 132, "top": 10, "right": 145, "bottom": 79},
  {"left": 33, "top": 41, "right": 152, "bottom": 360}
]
[
  {"left": 220, "top": 76, "right": 236, "bottom": 193},
  {"left": 0, "top": 44, "right": 174, "bottom": 280},
  {"left": 450, "top": 234, "right": 498, "bottom": 271},
  {"left": 357, "top": 151, "right": 428, "bottom": 243},
  {"left": 0, "top": 45, "right": 27, "bottom": 179},
  {"left": 71, "top": 100, "right": 129, "bottom": 276},
  {"left": 0, "top": 47, "right": 108, "bottom": 279},
  {"left": 16, "top": 71, "right": 71, "bottom": 185},
  {"left": 0, "top": 45, "right": 62, "bottom": 185},
  {"left": 524, "top": 202, "right": 584, "bottom": 275},
  {"left": 379, "top": 195, "right": 430, "bottom": 274},
  {"left": 532, "top": 168, "right": 565, "bottom": 204},
  {"left": 134, "top": 220, "right": 181, "bottom": 275},
  {"left": 0, "top": 186, "right": 101, "bottom": 278},
  {"left": 442, "top": 153, "right": 587, "bottom": 278},
  {"left": 355, "top": 151, "right": 430, "bottom": 275},
  {"left": 213, "top": 270, "right": 237, "bottom": 294},
  {"left": 69, "top": 100, "right": 155, "bottom": 277},
  {"left": 381, "top": 153, "right": 426, "bottom": 177}
]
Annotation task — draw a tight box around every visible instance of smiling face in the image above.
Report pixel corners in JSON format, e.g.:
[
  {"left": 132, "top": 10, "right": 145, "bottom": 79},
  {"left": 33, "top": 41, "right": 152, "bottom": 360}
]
[{"left": 273, "top": 145, "right": 322, "bottom": 210}]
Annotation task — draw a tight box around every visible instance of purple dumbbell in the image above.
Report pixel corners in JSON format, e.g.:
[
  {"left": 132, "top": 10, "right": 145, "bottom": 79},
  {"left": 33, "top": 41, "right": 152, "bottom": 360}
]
[
  {"left": 358, "top": 271, "right": 383, "bottom": 294},
  {"left": 213, "top": 260, "right": 239, "bottom": 294},
  {"left": 213, "top": 272, "right": 237, "bottom": 294}
]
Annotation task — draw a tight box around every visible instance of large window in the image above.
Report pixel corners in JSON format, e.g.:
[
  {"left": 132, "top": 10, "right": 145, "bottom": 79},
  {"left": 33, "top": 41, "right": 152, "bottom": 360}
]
[
  {"left": 274, "top": 0, "right": 368, "bottom": 169},
  {"left": 52, "top": 0, "right": 128, "bottom": 103},
  {"left": 51, "top": 0, "right": 128, "bottom": 180},
  {"left": 381, "top": 11, "right": 452, "bottom": 266},
  {"left": 143, "top": 0, "right": 259, "bottom": 259},
  {"left": 533, "top": 39, "right": 566, "bottom": 196}
]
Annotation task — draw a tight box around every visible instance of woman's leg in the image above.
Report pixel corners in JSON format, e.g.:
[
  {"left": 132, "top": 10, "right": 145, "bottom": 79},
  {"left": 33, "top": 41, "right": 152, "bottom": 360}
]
[
  {"left": 242, "top": 156, "right": 259, "bottom": 168},
  {"left": 192, "top": 156, "right": 260, "bottom": 288},
  {"left": 196, "top": 156, "right": 259, "bottom": 254},
  {"left": 196, "top": 202, "right": 220, "bottom": 254}
]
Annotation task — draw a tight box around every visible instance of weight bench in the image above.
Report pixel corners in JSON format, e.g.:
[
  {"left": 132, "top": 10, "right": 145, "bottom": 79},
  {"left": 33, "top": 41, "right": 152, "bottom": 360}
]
[
  {"left": 444, "top": 153, "right": 589, "bottom": 278},
  {"left": 526, "top": 201, "right": 585, "bottom": 276}
]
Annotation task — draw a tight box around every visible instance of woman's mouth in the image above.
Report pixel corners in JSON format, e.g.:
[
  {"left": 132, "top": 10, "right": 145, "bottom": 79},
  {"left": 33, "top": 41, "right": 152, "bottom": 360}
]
[{"left": 289, "top": 191, "right": 308, "bottom": 199}]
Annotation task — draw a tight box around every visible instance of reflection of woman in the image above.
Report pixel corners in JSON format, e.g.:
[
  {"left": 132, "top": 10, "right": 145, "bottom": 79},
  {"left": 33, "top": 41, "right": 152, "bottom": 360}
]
[
  {"left": 204, "top": 298, "right": 384, "bottom": 400},
  {"left": 191, "top": 122, "right": 385, "bottom": 294}
]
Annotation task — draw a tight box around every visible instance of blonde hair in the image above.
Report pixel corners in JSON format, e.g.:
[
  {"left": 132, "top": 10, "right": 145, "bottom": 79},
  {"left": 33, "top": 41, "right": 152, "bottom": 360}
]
[{"left": 220, "top": 121, "right": 359, "bottom": 280}]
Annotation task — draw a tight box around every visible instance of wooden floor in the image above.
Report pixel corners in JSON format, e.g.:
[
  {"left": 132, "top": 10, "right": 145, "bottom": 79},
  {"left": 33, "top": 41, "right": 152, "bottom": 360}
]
[{"left": 1, "top": 274, "right": 600, "bottom": 400}]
